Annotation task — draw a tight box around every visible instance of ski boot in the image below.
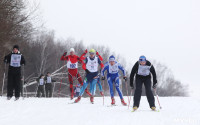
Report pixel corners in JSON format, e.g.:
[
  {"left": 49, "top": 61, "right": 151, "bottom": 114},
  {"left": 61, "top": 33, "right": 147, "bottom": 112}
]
[
  {"left": 85, "top": 88, "right": 92, "bottom": 97},
  {"left": 121, "top": 99, "right": 127, "bottom": 106},
  {"left": 111, "top": 98, "right": 115, "bottom": 105},
  {"left": 151, "top": 107, "right": 156, "bottom": 111},
  {"left": 7, "top": 97, "right": 12, "bottom": 100},
  {"left": 133, "top": 106, "right": 138, "bottom": 112},
  {"left": 15, "top": 97, "right": 19, "bottom": 101},
  {"left": 100, "top": 91, "right": 104, "bottom": 96},
  {"left": 70, "top": 93, "right": 74, "bottom": 100},
  {"left": 90, "top": 96, "right": 94, "bottom": 104},
  {"left": 74, "top": 96, "right": 81, "bottom": 103}
]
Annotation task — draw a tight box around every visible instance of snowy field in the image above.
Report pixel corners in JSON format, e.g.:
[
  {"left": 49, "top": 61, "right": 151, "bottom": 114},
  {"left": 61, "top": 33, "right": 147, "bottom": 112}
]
[{"left": 0, "top": 96, "right": 199, "bottom": 125}]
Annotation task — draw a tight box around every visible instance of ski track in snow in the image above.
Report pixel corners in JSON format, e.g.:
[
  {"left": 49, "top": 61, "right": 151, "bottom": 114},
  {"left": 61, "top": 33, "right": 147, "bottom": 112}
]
[{"left": 0, "top": 97, "right": 200, "bottom": 125}]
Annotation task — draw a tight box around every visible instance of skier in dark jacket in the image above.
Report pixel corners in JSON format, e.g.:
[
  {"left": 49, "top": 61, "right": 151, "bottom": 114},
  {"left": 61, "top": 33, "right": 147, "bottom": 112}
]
[
  {"left": 36, "top": 74, "right": 45, "bottom": 97},
  {"left": 130, "top": 55, "right": 157, "bottom": 111},
  {"left": 44, "top": 72, "right": 55, "bottom": 98},
  {"left": 4, "top": 45, "right": 25, "bottom": 100}
]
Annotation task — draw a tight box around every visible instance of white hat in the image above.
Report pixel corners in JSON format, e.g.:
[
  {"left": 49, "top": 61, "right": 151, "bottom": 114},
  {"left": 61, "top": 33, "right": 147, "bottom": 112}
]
[{"left": 70, "top": 48, "right": 75, "bottom": 53}]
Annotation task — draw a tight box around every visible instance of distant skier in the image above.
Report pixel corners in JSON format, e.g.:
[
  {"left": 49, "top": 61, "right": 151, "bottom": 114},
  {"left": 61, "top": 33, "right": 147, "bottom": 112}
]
[
  {"left": 4, "top": 45, "right": 25, "bottom": 100},
  {"left": 101, "top": 55, "right": 127, "bottom": 106},
  {"left": 130, "top": 55, "right": 157, "bottom": 111},
  {"left": 61, "top": 48, "right": 91, "bottom": 99},
  {"left": 44, "top": 72, "right": 56, "bottom": 98},
  {"left": 36, "top": 74, "right": 45, "bottom": 97},
  {"left": 74, "top": 84, "right": 81, "bottom": 97},
  {"left": 75, "top": 49, "right": 104, "bottom": 103}
]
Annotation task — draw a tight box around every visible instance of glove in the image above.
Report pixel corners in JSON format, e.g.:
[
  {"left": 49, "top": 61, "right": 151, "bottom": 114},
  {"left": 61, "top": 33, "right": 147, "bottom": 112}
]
[
  {"left": 123, "top": 76, "right": 127, "bottom": 82},
  {"left": 96, "top": 51, "right": 100, "bottom": 56},
  {"left": 101, "top": 76, "right": 105, "bottom": 80},
  {"left": 130, "top": 84, "right": 134, "bottom": 89},
  {"left": 85, "top": 69, "right": 90, "bottom": 74},
  {"left": 4, "top": 60, "right": 7, "bottom": 64},
  {"left": 63, "top": 52, "right": 67, "bottom": 56},
  {"left": 84, "top": 49, "right": 88, "bottom": 54},
  {"left": 153, "top": 83, "right": 157, "bottom": 89}
]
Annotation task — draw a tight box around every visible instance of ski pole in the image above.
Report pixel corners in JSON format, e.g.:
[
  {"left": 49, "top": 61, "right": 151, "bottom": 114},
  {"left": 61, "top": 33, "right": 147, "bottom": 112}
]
[
  {"left": 58, "top": 61, "right": 66, "bottom": 98},
  {"left": 102, "top": 79, "right": 105, "bottom": 106},
  {"left": 154, "top": 89, "right": 162, "bottom": 109},
  {"left": 1, "top": 63, "right": 7, "bottom": 97},
  {"left": 22, "top": 65, "right": 25, "bottom": 99},
  {"left": 128, "top": 89, "right": 134, "bottom": 109},
  {"left": 125, "top": 80, "right": 130, "bottom": 109}
]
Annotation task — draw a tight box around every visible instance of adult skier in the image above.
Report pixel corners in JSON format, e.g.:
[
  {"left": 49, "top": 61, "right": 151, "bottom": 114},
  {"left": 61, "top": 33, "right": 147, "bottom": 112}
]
[
  {"left": 44, "top": 72, "right": 56, "bottom": 98},
  {"left": 130, "top": 55, "right": 157, "bottom": 111},
  {"left": 61, "top": 48, "right": 91, "bottom": 99},
  {"left": 101, "top": 55, "right": 127, "bottom": 106},
  {"left": 36, "top": 74, "right": 45, "bottom": 97},
  {"left": 74, "top": 49, "right": 104, "bottom": 103},
  {"left": 4, "top": 45, "right": 25, "bottom": 100}
]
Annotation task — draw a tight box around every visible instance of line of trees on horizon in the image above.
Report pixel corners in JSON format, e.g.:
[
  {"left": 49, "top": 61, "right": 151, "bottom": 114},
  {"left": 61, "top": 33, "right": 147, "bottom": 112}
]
[{"left": 0, "top": 0, "right": 189, "bottom": 97}]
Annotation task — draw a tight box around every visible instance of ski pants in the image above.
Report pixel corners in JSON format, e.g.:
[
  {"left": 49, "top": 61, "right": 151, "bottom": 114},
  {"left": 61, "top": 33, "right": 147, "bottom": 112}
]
[
  {"left": 107, "top": 76, "right": 123, "bottom": 99},
  {"left": 7, "top": 71, "right": 21, "bottom": 98},
  {"left": 37, "top": 85, "right": 45, "bottom": 97},
  {"left": 45, "top": 83, "right": 53, "bottom": 97},
  {"left": 94, "top": 78, "right": 103, "bottom": 93},
  {"left": 134, "top": 77, "right": 155, "bottom": 108},
  {"left": 68, "top": 69, "right": 83, "bottom": 96},
  {"left": 80, "top": 79, "right": 98, "bottom": 96}
]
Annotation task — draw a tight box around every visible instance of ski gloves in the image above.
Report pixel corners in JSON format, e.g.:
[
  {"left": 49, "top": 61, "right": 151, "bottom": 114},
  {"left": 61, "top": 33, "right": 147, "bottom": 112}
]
[{"left": 63, "top": 52, "right": 67, "bottom": 56}]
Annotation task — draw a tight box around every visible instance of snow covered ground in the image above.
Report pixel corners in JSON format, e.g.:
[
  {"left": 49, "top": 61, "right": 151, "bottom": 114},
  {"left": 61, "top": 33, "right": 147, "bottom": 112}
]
[{"left": 0, "top": 96, "right": 199, "bottom": 125}]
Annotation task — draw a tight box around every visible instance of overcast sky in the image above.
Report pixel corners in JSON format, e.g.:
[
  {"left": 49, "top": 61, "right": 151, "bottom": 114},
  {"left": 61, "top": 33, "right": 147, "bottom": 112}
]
[{"left": 29, "top": 0, "right": 200, "bottom": 97}]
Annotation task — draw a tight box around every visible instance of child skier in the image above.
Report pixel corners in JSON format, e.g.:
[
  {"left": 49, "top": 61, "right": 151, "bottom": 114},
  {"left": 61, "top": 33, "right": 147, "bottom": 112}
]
[
  {"left": 44, "top": 72, "right": 56, "bottom": 98},
  {"left": 74, "top": 84, "right": 81, "bottom": 97},
  {"left": 61, "top": 48, "right": 91, "bottom": 99},
  {"left": 101, "top": 55, "right": 127, "bottom": 106},
  {"left": 36, "top": 74, "right": 45, "bottom": 97},
  {"left": 130, "top": 55, "right": 157, "bottom": 111},
  {"left": 74, "top": 49, "right": 104, "bottom": 103}
]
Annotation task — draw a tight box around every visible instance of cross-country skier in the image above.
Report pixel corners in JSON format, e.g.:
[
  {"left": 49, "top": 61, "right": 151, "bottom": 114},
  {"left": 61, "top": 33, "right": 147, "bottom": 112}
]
[
  {"left": 130, "top": 55, "right": 157, "bottom": 111},
  {"left": 80, "top": 51, "right": 104, "bottom": 96},
  {"left": 74, "top": 84, "right": 81, "bottom": 97},
  {"left": 101, "top": 55, "right": 127, "bottom": 106},
  {"left": 74, "top": 49, "right": 104, "bottom": 103},
  {"left": 44, "top": 72, "right": 56, "bottom": 98},
  {"left": 4, "top": 45, "right": 25, "bottom": 100},
  {"left": 36, "top": 74, "right": 45, "bottom": 97},
  {"left": 61, "top": 48, "right": 91, "bottom": 99}
]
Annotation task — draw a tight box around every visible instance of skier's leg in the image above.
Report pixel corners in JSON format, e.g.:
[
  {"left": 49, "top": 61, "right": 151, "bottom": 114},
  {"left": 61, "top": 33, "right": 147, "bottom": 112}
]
[
  {"left": 7, "top": 72, "right": 14, "bottom": 98},
  {"left": 133, "top": 78, "right": 143, "bottom": 107},
  {"left": 91, "top": 79, "right": 98, "bottom": 96},
  {"left": 45, "top": 85, "right": 48, "bottom": 98},
  {"left": 14, "top": 73, "right": 21, "bottom": 98},
  {"left": 49, "top": 84, "right": 53, "bottom": 97},
  {"left": 68, "top": 73, "right": 74, "bottom": 98},
  {"left": 37, "top": 86, "right": 41, "bottom": 97},
  {"left": 97, "top": 80, "right": 103, "bottom": 92},
  {"left": 144, "top": 78, "right": 155, "bottom": 108},
  {"left": 79, "top": 79, "right": 89, "bottom": 96},
  {"left": 114, "top": 77, "right": 123, "bottom": 99},
  {"left": 41, "top": 86, "right": 45, "bottom": 97},
  {"left": 77, "top": 73, "right": 90, "bottom": 95},
  {"left": 107, "top": 77, "right": 114, "bottom": 98}
]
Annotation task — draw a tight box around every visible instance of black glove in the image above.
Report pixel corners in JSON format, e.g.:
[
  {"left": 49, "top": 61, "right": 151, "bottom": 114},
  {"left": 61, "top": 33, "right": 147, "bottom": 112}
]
[
  {"left": 130, "top": 85, "right": 134, "bottom": 89},
  {"left": 101, "top": 76, "right": 105, "bottom": 80},
  {"left": 4, "top": 59, "right": 7, "bottom": 64},
  {"left": 123, "top": 76, "right": 127, "bottom": 82},
  {"left": 85, "top": 69, "right": 90, "bottom": 74},
  {"left": 63, "top": 52, "right": 67, "bottom": 56},
  {"left": 153, "top": 83, "right": 157, "bottom": 89}
]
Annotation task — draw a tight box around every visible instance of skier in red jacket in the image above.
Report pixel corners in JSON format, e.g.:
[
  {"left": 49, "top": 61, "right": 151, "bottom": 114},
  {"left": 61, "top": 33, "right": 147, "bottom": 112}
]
[{"left": 61, "top": 48, "right": 91, "bottom": 99}]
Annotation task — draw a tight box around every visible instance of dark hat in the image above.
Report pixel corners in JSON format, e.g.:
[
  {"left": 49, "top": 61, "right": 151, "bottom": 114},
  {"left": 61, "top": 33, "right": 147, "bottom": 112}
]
[{"left": 13, "top": 45, "right": 19, "bottom": 50}]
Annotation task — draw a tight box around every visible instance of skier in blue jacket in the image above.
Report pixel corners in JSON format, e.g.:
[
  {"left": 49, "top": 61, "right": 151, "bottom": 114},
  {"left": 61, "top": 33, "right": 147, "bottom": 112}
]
[{"left": 101, "top": 55, "right": 127, "bottom": 106}]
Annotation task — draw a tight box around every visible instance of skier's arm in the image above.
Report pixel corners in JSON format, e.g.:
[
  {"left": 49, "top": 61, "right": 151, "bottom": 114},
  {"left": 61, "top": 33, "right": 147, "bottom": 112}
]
[
  {"left": 98, "top": 57, "right": 104, "bottom": 69},
  {"left": 101, "top": 63, "right": 108, "bottom": 76},
  {"left": 130, "top": 62, "right": 138, "bottom": 87},
  {"left": 96, "top": 51, "right": 103, "bottom": 61},
  {"left": 60, "top": 53, "right": 68, "bottom": 61},
  {"left": 21, "top": 54, "right": 25, "bottom": 65},
  {"left": 4, "top": 54, "right": 11, "bottom": 64},
  {"left": 82, "top": 58, "right": 88, "bottom": 70},
  {"left": 80, "top": 49, "right": 87, "bottom": 60},
  {"left": 150, "top": 65, "right": 157, "bottom": 85},
  {"left": 118, "top": 63, "right": 126, "bottom": 76}
]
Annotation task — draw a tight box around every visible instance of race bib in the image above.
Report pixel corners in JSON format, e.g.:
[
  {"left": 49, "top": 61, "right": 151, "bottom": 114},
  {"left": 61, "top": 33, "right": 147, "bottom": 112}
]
[
  {"left": 109, "top": 63, "right": 119, "bottom": 74},
  {"left": 10, "top": 54, "right": 21, "bottom": 67},
  {"left": 39, "top": 79, "right": 44, "bottom": 85},
  {"left": 47, "top": 77, "right": 52, "bottom": 83},
  {"left": 137, "top": 65, "right": 151, "bottom": 76}
]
